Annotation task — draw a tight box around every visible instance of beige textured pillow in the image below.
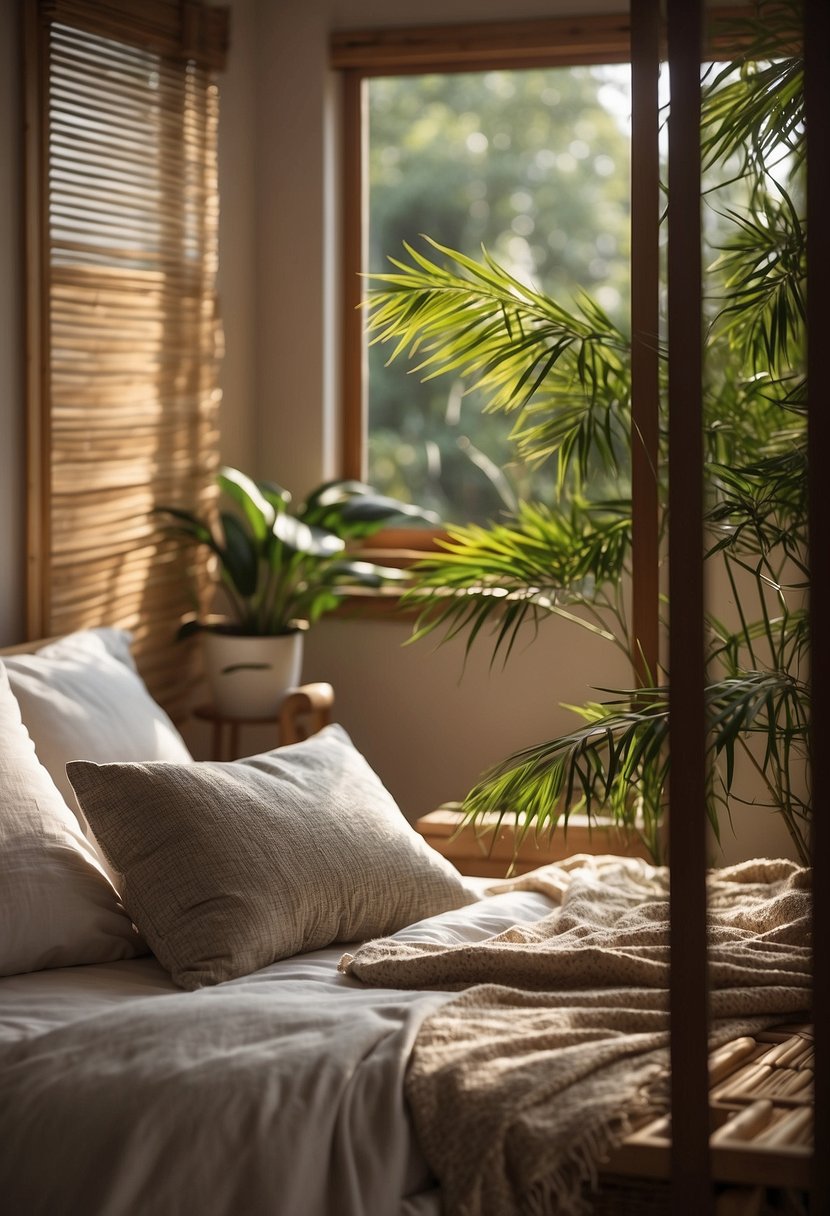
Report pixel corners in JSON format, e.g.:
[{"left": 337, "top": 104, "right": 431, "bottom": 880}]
[
  {"left": 0, "top": 662, "right": 145, "bottom": 977},
  {"left": 67, "top": 725, "right": 476, "bottom": 990}
]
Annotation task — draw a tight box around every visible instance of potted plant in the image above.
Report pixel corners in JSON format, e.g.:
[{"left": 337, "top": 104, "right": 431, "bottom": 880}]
[
  {"left": 158, "top": 466, "right": 438, "bottom": 717},
  {"left": 362, "top": 3, "right": 807, "bottom": 862}
]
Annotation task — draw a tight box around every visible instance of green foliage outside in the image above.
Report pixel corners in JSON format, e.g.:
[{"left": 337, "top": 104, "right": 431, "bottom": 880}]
[
  {"left": 367, "top": 65, "right": 632, "bottom": 522},
  {"left": 364, "top": 2, "right": 808, "bottom": 864}
]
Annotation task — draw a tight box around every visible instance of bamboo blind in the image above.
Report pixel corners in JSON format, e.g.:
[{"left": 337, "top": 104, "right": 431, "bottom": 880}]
[{"left": 25, "top": 1, "right": 227, "bottom": 718}]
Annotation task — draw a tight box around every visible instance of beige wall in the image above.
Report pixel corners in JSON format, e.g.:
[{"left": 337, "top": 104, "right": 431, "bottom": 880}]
[
  {"left": 0, "top": 0, "right": 25, "bottom": 645},
  {"left": 0, "top": 0, "right": 794, "bottom": 862}
]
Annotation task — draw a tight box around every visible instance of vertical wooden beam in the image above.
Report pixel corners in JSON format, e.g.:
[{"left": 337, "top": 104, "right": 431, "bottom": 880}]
[
  {"left": 805, "top": 0, "right": 829, "bottom": 1208},
  {"left": 630, "top": 0, "right": 661, "bottom": 693},
  {"left": 340, "top": 68, "right": 366, "bottom": 481},
  {"left": 666, "top": 0, "right": 711, "bottom": 1212}
]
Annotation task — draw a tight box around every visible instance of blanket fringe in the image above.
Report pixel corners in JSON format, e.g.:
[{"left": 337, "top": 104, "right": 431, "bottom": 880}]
[{"left": 524, "top": 1065, "right": 668, "bottom": 1216}]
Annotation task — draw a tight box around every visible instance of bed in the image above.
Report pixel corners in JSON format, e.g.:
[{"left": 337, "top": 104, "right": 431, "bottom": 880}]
[{"left": 0, "top": 629, "right": 813, "bottom": 1216}]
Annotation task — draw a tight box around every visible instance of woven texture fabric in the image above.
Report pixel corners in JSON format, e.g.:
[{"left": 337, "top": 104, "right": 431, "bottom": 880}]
[
  {"left": 68, "top": 725, "right": 477, "bottom": 990},
  {"left": 341, "top": 855, "right": 812, "bottom": 1216},
  {"left": 0, "top": 662, "right": 145, "bottom": 977},
  {"left": 4, "top": 629, "right": 192, "bottom": 832}
]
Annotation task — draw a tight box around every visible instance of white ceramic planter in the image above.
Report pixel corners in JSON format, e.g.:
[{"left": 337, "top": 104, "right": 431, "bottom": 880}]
[{"left": 202, "top": 630, "right": 304, "bottom": 719}]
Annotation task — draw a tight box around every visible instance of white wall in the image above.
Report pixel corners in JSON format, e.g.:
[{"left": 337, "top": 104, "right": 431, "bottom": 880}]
[
  {"left": 0, "top": 0, "right": 794, "bottom": 862},
  {"left": 216, "top": 0, "right": 258, "bottom": 471},
  {"left": 0, "top": 0, "right": 25, "bottom": 646}
]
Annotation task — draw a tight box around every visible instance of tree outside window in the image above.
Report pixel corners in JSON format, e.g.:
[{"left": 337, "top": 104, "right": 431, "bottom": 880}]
[{"left": 366, "top": 65, "right": 632, "bottom": 525}]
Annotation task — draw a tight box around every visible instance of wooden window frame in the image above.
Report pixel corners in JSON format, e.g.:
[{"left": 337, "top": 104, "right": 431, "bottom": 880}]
[{"left": 334, "top": 15, "right": 633, "bottom": 567}]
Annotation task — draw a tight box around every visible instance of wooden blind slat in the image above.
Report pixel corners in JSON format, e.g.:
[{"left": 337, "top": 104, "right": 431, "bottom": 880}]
[
  {"left": 666, "top": 0, "right": 711, "bottom": 1211},
  {"left": 25, "top": 1, "right": 224, "bottom": 715}
]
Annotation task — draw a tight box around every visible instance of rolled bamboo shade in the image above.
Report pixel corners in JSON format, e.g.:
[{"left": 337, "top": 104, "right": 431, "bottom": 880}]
[{"left": 26, "top": 1, "right": 227, "bottom": 719}]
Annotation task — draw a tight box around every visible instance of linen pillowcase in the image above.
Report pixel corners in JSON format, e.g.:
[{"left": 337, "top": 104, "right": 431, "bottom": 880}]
[
  {"left": 3, "top": 628, "right": 192, "bottom": 833},
  {"left": 0, "top": 662, "right": 145, "bottom": 977},
  {"left": 68, "top": 724, "right": 477, "bottom": 990}
]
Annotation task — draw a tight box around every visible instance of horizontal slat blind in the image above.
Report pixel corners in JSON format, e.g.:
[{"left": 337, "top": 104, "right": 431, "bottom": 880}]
[{"left": 28, "top": 3, "right": 226, "bottom": 718}]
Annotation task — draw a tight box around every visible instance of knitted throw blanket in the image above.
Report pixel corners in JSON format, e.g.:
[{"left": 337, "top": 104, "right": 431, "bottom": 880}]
[{"left": 340, "top": 855, "right": 812, "bottom": 1216}]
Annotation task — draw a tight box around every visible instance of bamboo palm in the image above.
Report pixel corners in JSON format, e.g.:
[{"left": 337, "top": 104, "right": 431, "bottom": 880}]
[
  {"left": 366, "top": 240, "right": 631, "bottom": 489},
  {"left": 363, "top": 0, "right": 807, "bottom": 862}
]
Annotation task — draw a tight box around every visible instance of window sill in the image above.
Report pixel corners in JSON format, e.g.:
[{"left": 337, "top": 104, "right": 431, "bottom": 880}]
[
  {"left": 357, "top": 528, "right": 448, "bottom": 568},
  {"left": 331, "top": 585, "right": 416, "bottom": 621}
]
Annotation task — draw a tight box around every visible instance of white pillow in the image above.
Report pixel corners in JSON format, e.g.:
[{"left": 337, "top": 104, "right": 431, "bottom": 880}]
[
  {"left": 3, "top": 628, "right": 192, "bottom": 833},
  {"left": 0, "top": 662, "right": 145, "bottom": 976},
  {"left": 68, "top": 724, "right": 478, "bottom": 990}
]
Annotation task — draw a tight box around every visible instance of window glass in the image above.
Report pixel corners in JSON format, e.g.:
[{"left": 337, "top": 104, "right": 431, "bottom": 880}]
[{"left": 367, "top": 66, "right": 631, "bottom": 524}]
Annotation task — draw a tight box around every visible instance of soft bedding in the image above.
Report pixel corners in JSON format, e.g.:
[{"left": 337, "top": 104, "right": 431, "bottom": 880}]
[
  {"left": 0, "top": 661, "right": 144, "bottom": 976},
  {"left": 0, "top": 885, "right": 553, "bottom": 1216},
  {"left": 343, "top": 855, "right": 813, "bottom": 1216},
  {"left": 0, "top": 632, "right": 814, "bottom": 1216},
  {"left": 2, "top": 628, "right": 192, "bottom": 831}
]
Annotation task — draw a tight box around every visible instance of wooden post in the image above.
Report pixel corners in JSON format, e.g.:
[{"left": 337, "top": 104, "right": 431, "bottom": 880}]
[
  {"left": 630, "top": 0, "right": 661, "bottom": 693},
  {"left": 666, "top": 0, "right": 711, "bottom": 1211},
  {"left": 340, "top": 68, "right": 366, "bottom": 480},
  {"left": 805, "top": 0, "right": 829, "bottom": 1208}
]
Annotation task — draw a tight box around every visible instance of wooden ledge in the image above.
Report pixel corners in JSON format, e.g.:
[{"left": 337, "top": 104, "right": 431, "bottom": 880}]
[{"left": 415, "top": 808, "right": 651, "bottom": 878}]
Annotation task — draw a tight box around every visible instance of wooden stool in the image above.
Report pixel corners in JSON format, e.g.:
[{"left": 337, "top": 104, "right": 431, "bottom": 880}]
[{"left": 193, "top": 682, "right": 334, "bottom": 760}]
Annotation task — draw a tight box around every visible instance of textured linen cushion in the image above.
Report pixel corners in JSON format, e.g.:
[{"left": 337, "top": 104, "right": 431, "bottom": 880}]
[
  {"left": 0, "top": 662, "right": 145, "bottom": 976},
  {"left": 3, "top": 628, "right": 192, "bottom": 831},
  {"left": 67, "top": 724, "right": 477, "bottom": 990}
]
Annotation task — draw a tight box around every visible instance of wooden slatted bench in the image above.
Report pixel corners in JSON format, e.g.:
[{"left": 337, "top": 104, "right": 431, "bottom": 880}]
[{"left": 592, "top": 1024, "right": 813, "bottom": 1213}]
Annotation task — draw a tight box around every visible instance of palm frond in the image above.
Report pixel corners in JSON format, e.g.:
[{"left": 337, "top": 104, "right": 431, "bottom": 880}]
[
  {"left": 456, "top": 670, "right": 810, "bottom": 865},
  {"left": 364, "top": 237, "right": 631, "bottom": 485},
  {"left": 701, "top": 1, "right": 803, "bottom": 176},
  {"left": 403, "top": 500, "right": 631, "bottom": 662},
  {"left": 707, "top": 446, "right": 808, "bottom": 571},
  {"left": 707, "top": 187, "right": 805, "bottom": 374}
]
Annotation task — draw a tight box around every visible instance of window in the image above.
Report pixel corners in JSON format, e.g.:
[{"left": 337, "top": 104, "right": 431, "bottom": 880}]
[
  {"left": 366, "top": 65, "right": 632, "bottom": 525},
  {"left": 24, "top": 0, "right": 228, "bottom": 717},
  {"left": 334, "top": 16, "right": 633, "bottom": 534}
]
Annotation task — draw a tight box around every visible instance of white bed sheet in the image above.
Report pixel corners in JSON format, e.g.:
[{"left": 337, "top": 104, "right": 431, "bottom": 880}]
[{"left": 0, "top": 886, "right": 553, "bottom": 1216}]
